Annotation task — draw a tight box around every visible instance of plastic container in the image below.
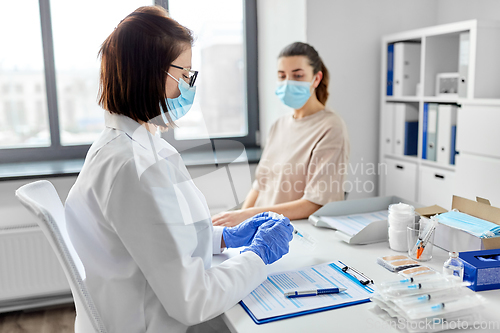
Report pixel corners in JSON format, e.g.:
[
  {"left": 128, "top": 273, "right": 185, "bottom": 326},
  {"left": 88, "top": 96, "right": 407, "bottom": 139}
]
[
  {"left": 443, "top": 251, "right": 464, "bottom": 281},
  {"left": 388, "top": 203, "right": 415, "bottom": 251},
  {"left": 407, "top": 223, "right": 435, "bottom": 261}
]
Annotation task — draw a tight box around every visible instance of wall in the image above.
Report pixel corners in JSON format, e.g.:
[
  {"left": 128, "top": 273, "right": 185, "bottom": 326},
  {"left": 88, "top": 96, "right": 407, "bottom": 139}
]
[
  {"left": 436, "top": 0, "right": 500, "bottom": 24},
  {"left": 256, "top": 0, "right": 307, "bottom": 146},
  {"left": 306, "top": 0, "right": 438, "bottom": 199}
]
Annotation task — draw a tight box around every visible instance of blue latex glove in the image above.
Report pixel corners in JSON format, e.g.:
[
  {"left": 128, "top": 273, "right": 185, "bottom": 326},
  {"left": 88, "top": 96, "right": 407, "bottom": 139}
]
[
  {"left": 222, "top": 212, "right": 273, "bottom": 248},
  {"left": 241, "top": 217, "right": 294, "bottom": 265}
]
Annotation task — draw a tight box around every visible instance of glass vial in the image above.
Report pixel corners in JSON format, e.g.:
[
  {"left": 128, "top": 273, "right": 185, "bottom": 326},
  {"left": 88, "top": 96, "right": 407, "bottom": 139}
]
[{"left": 443, "top": 251, "right": 464, "bottom": 281}]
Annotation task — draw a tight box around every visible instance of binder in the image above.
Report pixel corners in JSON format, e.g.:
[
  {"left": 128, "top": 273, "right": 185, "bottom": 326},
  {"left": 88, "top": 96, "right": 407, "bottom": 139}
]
[
  {"left": 394, "top": 103, "right": 418, "bottom": 155},
  {"left": 393, "top": 42, "right": 421, "bottom": 97},
  {"left": 450, "top": 125, "right": 457, "bottom": 165},
  {"left": 387, "top": 44, "right": 394, "bottom": 96},
  {"left": 422, "top": 103, "right": 428, "bottom": 159},
  {"left": 437, "top": 104, "right": 458, "bottom": 165},
  {"left": 426, "top": 103, "right": 439, "bottom": 161},
  {"left": 240, "top": 261, "right": 374, "bottom": 324},
  {"left": 458, "top": 32, "right": 470, "bottom": 98},
  {"left": 404, "top": 121, "right": 418, "bottom": 156},
  {"left": 382, "top": 103, "right": 395, "bottom": 154}
]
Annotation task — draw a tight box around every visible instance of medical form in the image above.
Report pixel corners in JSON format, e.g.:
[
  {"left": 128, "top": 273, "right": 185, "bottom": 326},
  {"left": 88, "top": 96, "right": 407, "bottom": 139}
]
[
  {"left": 318, "top": 210, "right": 389, "bottom": 236},
  {"left": 240, "top": 261, "right": 374, "bottom": 323}
]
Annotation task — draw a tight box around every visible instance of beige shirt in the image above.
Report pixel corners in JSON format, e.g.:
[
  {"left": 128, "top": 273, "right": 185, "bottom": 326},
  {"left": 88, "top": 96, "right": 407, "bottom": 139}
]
[{"left": 253, "top": 109, "right": 350, "bottom": 207}]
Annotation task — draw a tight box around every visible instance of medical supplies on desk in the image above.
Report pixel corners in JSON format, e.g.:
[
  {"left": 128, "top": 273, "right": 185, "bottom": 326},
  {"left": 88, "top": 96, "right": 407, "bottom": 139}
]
[
  {"left": 419, "top": 195, "right": 500, "bottom": 252},
  {"left": 370, "top": 274, "right": 487, "bottom": 333}
]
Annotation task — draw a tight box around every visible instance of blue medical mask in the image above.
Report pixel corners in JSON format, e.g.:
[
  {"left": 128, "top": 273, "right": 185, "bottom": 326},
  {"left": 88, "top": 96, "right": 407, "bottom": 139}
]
[
  {"left": 161, "top": 73, "right": 196, "bottom": 124},
  {"left": 275, "top": 78, "right": 315, "bottom": 109},
  {"left": 437, "top": 211, "right": 500, "bottom": 238}
]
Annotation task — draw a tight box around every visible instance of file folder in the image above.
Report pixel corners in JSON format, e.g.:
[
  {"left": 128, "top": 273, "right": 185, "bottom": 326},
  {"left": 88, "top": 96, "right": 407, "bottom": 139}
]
[
  {"left": 422, "top": 103, "right": 428, "bottom": 159},
  {"left": 394, "top": 103, "right": 418, "bottom": 155},
  {"left": 426, "top": 103, "right": 438, "bottom": 161},
  {"left": 404, "top": 121, "right": 418, "bottom": 156},
  {"left": 458, "top": 32, "right": 470, "bottom": 98},
  {"left": 450, "top": 125, "right": 457, "bottom": 165},
  {"left": 387, "top": 44, "right": 394, "bottom": 96},
  {"left": 437, "top": 104, "right": 457, "bottom": 165},
  {"left": 382, "top": 103, "right": 395, "bottom": 154},
  {"left": 393, "top": 42, "right": 421, "bottom": 97}
]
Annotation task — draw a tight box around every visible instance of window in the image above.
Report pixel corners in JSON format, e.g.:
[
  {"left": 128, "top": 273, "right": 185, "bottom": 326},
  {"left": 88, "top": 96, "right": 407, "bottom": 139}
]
[
  {"left": 0, "top": 0, "right": 258, "bottom": 163},
  {"left": 0, "top": 1, "right": 50, "bottom": 149},
  {"left": 164, "top": 0, "right": 259, "bottom": 150}
]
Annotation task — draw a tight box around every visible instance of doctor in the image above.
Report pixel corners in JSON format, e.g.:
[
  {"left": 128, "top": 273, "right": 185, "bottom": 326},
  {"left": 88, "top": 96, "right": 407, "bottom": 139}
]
[{"left": 64, "top": 6, "right": 293, "bottom": 333}]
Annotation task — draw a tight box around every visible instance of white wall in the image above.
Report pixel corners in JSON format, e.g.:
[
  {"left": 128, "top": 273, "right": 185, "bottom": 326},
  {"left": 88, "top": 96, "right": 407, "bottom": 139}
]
[
  {"left": 436, "top": 0, "right": 500, "bottom": 24},
  {"left": 306, "top": 0, "right": 438, "bottom": 200},
  {"left": 256, "top": 0, "right": 307, "bottom": 146}
]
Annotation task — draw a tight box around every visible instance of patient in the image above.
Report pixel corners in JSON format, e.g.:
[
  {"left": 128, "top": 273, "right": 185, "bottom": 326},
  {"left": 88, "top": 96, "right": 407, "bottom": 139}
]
[{"left": 213, "top": 42, "right": 350, "bottom": 227}]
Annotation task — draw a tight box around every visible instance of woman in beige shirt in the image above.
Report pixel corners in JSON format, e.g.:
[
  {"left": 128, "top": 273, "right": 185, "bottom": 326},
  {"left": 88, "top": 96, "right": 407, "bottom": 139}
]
[{"left": 213, "top": 42, "right": 350, "bottom": 227}]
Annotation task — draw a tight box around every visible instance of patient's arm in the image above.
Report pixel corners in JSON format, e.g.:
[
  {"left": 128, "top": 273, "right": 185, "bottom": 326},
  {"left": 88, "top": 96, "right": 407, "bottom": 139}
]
[
  {"left": 212, "top": 199, "right": 321, "bottom": 227},
  {"left": 241, "top": 188, "right": 259, "bottom": 209}
]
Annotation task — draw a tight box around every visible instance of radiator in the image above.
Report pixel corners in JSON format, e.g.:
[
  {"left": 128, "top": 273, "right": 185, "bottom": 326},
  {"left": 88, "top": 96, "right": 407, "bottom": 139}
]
[{"left": 0, "top": 225, "right": 71, "bottom": 306}]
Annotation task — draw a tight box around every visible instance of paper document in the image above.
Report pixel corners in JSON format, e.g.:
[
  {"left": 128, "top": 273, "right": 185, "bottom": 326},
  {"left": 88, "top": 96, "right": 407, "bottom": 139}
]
[
  {"left": 319, "top": 210, "right": 389, "bottom": 236},
  {"left": 241, "top": 261, "right": 373, "bottom": 321}
]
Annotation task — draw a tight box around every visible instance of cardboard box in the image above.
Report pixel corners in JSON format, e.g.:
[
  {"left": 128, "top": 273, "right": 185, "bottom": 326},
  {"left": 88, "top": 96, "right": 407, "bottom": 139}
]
[
  {"left": 459, "top": 249, "right": 500, "bottom": 292},
  {"left": 416, "top": 196, "right": 500, "bottom": 252}
]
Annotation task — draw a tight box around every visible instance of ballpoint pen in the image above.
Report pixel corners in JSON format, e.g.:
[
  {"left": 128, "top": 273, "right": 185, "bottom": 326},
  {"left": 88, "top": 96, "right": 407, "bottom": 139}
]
[{"left": 284, "top": 287, "right": 347, "bottom": 298}]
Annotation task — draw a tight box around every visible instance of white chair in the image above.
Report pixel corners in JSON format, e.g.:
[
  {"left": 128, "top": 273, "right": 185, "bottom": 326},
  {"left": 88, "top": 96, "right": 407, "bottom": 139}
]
[{"left": 16, "top": 180, "right": 107, "bottom": 333}]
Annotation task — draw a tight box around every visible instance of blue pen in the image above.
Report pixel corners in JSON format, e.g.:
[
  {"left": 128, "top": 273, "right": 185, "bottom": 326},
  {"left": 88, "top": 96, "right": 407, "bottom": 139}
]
[{"left": 284, "top": 287, "right": 347, "bottom": 298}]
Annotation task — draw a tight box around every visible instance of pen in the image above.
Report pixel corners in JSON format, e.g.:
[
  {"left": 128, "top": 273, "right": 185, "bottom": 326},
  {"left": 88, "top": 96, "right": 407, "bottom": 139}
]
[{"left": 284, "top": 287, "right": 347, "bottom": 298}]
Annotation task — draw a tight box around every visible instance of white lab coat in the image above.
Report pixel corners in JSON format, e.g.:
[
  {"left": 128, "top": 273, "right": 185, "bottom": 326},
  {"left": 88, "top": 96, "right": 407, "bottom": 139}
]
[{"left": 65, "top": 111, "right": 267, "bottom": 332}]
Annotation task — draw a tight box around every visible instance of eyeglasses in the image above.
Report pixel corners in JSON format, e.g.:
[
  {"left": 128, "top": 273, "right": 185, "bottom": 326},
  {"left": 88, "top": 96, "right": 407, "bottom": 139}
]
[{"left": 169, "top": 64, "right": 198, "bottom": 87}]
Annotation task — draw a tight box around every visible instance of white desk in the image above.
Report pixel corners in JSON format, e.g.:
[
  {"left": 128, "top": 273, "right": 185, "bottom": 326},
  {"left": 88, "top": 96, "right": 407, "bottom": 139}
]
[{"left": 214, "top": 218, "right": 500, "bottom": 333}]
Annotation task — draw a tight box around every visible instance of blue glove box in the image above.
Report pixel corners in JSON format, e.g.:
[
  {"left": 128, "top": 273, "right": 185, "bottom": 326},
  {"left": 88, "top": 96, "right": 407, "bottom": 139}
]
[{"left": 459, "top": 249, "right": 500, "bottom": 292}]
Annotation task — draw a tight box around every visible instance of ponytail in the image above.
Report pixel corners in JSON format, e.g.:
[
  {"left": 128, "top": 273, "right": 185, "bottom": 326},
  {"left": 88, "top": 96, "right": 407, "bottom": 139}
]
[{"left": 316, "top": 62, "right": 329, "bottom": 105}]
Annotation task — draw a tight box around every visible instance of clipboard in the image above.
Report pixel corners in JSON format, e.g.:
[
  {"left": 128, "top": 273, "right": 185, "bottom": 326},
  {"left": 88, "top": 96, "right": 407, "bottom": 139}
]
[{"left": 239, "top": 261, "right": 374, "bottom": 324}]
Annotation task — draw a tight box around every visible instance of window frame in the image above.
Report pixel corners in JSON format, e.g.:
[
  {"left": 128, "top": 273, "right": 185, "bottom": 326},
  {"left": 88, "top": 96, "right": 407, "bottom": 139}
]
[{"left": 0, "top": 0, "right": 259, "bottom": 163}]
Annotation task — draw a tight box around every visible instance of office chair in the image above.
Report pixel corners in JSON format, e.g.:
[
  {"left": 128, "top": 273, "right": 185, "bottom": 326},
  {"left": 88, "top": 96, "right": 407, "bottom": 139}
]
[{"left": 16, "top": 180, "right": 107, "bottom": 333}]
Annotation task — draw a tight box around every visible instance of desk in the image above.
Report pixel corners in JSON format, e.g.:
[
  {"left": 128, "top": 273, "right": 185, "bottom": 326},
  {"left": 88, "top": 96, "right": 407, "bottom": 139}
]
[{"left": 214, "top": 218, "right": 500, "bottom": 333}]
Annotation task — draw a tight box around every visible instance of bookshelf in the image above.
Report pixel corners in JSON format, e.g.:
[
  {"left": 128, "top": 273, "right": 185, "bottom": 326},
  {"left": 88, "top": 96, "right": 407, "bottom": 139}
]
[{"left": 379, "top": 19, "right": 500, "bottom": 210}]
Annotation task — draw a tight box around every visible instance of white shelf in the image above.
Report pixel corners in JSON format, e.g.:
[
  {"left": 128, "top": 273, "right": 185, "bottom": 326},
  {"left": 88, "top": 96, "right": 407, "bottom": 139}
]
[
  {"left": 422, "top": 96, "right": 459, "bottom": 104},
  {"left": 420, "top": 159, "right": 456, "bottom": 172},
  {"left": 383, "top": 154, "right": 419, "bottom": 163},
  {"left": 385, "top": 96, "right": 420, "bottom": 103},
  {"left": 379, "top": 19, "right": 500, "bottom": 201}
]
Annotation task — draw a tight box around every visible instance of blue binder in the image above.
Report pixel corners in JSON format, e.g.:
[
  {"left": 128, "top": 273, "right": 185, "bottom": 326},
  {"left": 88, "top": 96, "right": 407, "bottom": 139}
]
[
  {"left": 239, "top": 261, "right": 374, "bottom": 324},
  {"left": 404, "top": 121, "right": 418, "bottom": 156},
  {"left": 450, "top": 125, "right": 457, "bottom": 165},
  {"left": 387, "top": 44, "right": 394, "bottom": 96},
  {"left": 422, "top": 103, "right": 428, "bottom": 159}
]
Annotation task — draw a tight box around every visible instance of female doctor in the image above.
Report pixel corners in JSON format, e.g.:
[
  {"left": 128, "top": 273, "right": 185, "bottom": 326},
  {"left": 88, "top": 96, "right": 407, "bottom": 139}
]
[{"left": 64, "top": 6, "right": 293, "bottom": 333}]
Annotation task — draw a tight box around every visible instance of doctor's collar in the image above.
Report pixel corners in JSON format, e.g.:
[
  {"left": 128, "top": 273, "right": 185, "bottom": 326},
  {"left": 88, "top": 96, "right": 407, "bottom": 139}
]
[{"left": 104, "top": 111, "right": 176, "bottom": 158}]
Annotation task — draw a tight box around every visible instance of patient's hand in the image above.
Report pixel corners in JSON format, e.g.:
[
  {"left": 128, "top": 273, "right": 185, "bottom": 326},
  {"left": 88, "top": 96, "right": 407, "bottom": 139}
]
[{"left": 212, "top": 209, "right": 255, "bottom": 227}]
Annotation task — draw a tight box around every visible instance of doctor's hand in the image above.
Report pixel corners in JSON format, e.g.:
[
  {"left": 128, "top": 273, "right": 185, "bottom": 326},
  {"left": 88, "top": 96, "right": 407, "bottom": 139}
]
[
  {"left": 222, "top": 212, "right": 274, "bottom": 248},
  {"left": 212, "top": 209, "right": 255, "bottom": 227},
  {"left": 241, "top": 217, "right": 294, "bottom": 265}
]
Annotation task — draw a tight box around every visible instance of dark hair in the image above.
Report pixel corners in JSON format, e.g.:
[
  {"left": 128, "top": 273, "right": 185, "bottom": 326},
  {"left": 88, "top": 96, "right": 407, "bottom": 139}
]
[
  {"left": 278, "top": 42, "right": 329, "bottom": 105},
  {"left": 98, "top": 6, "right": 193, "bottom": 127}
]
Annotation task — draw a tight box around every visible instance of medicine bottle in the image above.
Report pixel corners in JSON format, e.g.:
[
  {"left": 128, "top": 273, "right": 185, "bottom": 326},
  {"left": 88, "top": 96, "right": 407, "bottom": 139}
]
[{"left": 443, "top": 251, "right": 464, "bottom": 281}]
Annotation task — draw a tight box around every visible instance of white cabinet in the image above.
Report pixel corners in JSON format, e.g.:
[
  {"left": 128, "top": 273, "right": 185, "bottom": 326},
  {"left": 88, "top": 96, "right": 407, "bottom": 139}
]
[
  {"left": 455, "top": 154, "right": 500, "bottom": 206},
  {"left": 384, "top": 158, "right": 417, "bottom": 202},
  {"left": 379, "top": 20, "right": 500, "bottom": 206},
  {"left": 418, "top": 165, "right": 455, "bottom": 210},
  {"left": 456, "top": 104, "right": 500, "bottom": 159}
]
